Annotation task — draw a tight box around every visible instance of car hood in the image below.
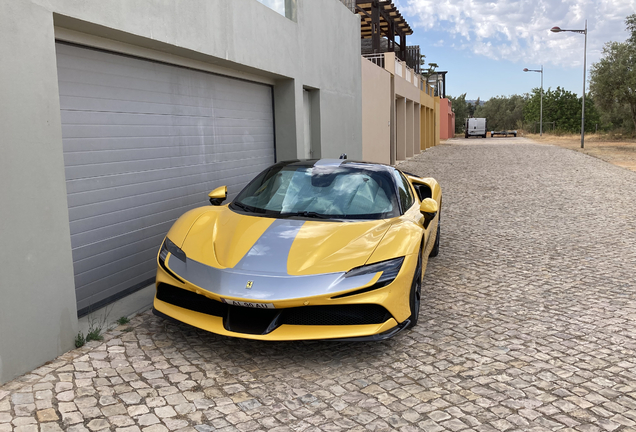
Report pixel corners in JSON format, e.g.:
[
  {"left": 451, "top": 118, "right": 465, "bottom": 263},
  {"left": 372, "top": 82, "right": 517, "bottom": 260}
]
[{"left": 179, "top": 207, "right": 393, "bottom": 276}]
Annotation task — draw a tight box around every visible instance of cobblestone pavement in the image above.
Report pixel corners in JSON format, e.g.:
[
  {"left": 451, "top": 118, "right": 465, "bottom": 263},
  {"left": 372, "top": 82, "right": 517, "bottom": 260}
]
[{"left": 2, "top": 138, "right": 636, "bottom": 432}]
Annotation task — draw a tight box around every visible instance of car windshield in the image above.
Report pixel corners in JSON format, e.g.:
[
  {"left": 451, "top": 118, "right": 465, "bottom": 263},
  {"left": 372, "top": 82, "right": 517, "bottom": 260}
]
[{"left": 231, "top": 163, "right": 400, "bottom": 220}]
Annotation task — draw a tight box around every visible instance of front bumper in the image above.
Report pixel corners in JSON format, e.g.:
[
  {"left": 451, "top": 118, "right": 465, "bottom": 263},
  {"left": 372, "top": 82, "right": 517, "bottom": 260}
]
[{"left": 154, "top": 252, "right": 418, "bottom": 341}]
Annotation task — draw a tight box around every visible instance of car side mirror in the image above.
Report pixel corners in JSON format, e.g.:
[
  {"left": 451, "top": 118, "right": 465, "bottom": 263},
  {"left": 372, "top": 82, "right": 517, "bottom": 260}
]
[
  {"left": 420, "top": 198, "right": 438, "bottom": 228},
  {"left": 208, "top": 186, "right": 227, "bottom": 206}
]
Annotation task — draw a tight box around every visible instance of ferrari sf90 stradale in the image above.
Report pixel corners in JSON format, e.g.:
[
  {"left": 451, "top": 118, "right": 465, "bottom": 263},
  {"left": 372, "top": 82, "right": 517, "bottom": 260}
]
[{"left": 153, "top": 159, "right": 441, "bottom": 341}]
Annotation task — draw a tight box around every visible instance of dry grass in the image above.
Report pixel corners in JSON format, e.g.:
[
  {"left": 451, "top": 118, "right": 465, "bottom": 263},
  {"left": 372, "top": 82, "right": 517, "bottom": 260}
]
[{"left": 526, "top": 132, "right": 636, "bottom": 172}]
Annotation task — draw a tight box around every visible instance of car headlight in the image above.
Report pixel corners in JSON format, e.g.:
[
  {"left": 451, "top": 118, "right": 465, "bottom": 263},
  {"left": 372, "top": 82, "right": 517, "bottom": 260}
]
[
  {"left": 345, "top": 257, "right": 404, "bottom": 288},
  {"left": 159, "top": 237, "right": 187, "bottom": 264},
  {"left": 330, "top": 257, "right": 405, "bottom": 299}
]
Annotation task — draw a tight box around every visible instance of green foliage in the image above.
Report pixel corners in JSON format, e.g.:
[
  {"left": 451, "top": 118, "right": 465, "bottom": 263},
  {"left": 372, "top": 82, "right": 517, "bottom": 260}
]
[
  {"left": 448, "top": 93, "right": 468, "bottom": 133},
  {"left": 86, "top": 326, "right": 104, "bottom": 342},
  {"left": 475, "top": 94, "right": 527, "bottom": 131},
  {"left": 74, "top": 332, "right": 86, "bottom": 348},
  {"left": 116, "top": 316, "right": 130, "bottom": 325},
  {"left": 597, "top": 102, "right": 634, "bottom": 132},
  {"left": 523, "top": 87, "right": 600, "bottom": 133},
  {"left": 627, "top": 13, "right": 636, "bottom": 44},
  {"left": 589, "top": 14, "right": 636, "bottom": 134}
]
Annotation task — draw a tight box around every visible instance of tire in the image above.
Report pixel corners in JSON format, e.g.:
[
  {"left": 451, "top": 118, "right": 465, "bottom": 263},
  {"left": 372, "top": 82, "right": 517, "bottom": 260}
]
[
  {"left": 407, "top": 251, "right": 423, "bottom": 329},
  {"left": 429, "top": 216, "right": 440, "bottom": 258},
  {"left": 483, "top": 134, "right": 487, "bottom": 138}
]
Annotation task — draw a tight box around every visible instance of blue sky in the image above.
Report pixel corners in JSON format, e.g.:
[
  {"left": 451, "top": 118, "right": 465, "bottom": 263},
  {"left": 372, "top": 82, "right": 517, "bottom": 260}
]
[{"left": 395, "top": 0, "right": 636, "bottom": 100}]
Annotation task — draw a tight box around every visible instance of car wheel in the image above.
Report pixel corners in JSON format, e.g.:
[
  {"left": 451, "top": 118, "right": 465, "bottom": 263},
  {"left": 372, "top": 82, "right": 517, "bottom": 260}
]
[
  {"left": 429, "top": 216, "right": 440, "bottom": 258},
  {"left": 407, "top": 251, "right": 423, "bottom": 329}
]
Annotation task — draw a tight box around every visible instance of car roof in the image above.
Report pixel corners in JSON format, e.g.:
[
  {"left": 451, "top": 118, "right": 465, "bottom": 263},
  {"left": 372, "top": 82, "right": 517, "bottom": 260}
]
[{"left": 275, "top": 159, "right": 398, "bottom": 174}]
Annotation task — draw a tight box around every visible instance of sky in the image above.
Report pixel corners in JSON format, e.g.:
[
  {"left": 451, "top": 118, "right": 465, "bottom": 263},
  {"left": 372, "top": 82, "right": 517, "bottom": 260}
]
[{"left": 394, "top": 0, "right": 636, "bottom": 101}]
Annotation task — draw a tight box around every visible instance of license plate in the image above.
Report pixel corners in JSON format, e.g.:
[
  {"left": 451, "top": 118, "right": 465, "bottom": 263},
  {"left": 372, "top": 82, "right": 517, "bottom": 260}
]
[{"left": 221, "top": 299, "right": 275, "bottom": 309}]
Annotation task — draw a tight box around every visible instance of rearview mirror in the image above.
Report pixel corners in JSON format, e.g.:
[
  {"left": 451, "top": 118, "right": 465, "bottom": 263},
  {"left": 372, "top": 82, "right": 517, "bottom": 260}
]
[
  {"left": 420, "top": 198, "right": 438, "bottom": 228},
  {"left": 208, "top": 186, "right": 227, "bottom": 206}
]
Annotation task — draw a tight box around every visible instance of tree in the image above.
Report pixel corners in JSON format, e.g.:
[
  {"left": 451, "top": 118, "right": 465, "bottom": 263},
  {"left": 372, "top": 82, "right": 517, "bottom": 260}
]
[
  {"left": 448, "top": 93, "right": 468, "bottom": 133},
  {"left": 523, "top": 87, "right": 600, "bottom": 133},
  {"left": 467, "top": 99, "right": 477, "bottom": 117},
  {"left": 589, "top": 14, "right": 636, "bottom": 133},
  {"left": 475, "top": 94, "right": 527, "bottom": 131}
]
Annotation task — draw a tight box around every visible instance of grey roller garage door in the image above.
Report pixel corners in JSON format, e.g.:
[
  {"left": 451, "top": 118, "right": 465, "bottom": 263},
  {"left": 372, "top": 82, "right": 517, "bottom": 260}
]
[{"left": 56, "top": 42, "right": 275, "bottom": 316}]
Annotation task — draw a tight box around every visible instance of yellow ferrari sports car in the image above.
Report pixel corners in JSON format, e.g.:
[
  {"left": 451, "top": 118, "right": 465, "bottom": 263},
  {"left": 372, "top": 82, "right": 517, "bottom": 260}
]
[{"left": 153, "top": 159, "right": 441, "bottom": 341}]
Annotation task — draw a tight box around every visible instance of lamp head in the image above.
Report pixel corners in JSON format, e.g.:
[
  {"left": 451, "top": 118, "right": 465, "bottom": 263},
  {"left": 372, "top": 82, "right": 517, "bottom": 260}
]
[
  {"left": 523, "top": 68, "right": 529, "bottom": 72},
  {"left": 550, "top": 26, "right": 562, "bottom": 33}
]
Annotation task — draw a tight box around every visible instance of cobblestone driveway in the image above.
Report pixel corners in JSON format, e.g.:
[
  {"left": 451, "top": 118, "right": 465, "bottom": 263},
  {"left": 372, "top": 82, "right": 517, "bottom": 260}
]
[{"left": 2, "top": 138, "right": 636, "bottom": 432}]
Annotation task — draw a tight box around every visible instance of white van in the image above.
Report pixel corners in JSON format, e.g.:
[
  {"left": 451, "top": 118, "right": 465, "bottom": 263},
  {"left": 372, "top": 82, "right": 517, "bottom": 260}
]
[{"left": 465, "top": 118, "right": 487, "bottom": 138}]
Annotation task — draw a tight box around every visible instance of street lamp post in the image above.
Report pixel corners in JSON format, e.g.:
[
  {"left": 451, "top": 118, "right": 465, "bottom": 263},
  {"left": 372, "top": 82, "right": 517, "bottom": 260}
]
[
  {"left": 551, "top": 20, "right": 587, "bottom": 149},
  {"left": 523, "top": 66, "right": 543, "bottom": 136}
]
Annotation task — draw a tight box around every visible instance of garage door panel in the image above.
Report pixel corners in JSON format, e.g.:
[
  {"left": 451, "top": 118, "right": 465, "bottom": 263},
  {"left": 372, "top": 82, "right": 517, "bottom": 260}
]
[
  {"left": 66, "top": 157, "right": 271, "bottom": 217},
  {"left": 59, "top": 95, "right": 217, "bottom": 118},
  {"left": 63, "top": 140, "right": 219, "bottom": 165},
  {"left": 58, "top": 83, "right": 237, "bottom": 115},
  {"left": 64, "top": 152, "right": 273, "bottom": 196},
  {"left": 67, "top": 177, "right": 212, "bottom": 222},
  {"left": 73, "top": 240, "right": 161, "bottom": 288},
  {"left": 68, "top": 171, "right": 218, "bottom": 210},
  {"left": 61, "top": 132, "right": 271, "bottom": 155},
  {"left": 70, "top": 221, "right": 173, "bottom": 264},
  {"left": 69, "top": 193, "right": 208, "bottom": 245},
  {"left": 57, "top": 50, "right": 203, "bottom": 94},
  {"left": 61, "top": 110, "right": 217, "bottom": 127},
  {"left": 69, "top": 195, "right": 204, "bottom": 237},
  {"left": 61, "top": 124, "right": 272, "bottom": 146},
  {"left": 76, "top": 266, "right": 157, "bottom": 313},
  {"left": 70, "top": 204, "right": 190, "bottom": 250},
  {"left": 65, "top": 163, "right": 219, "bottom": 195},
  {"left": 57, "top": 43, "right": 275, "bottom": 314},
  {"left": 64, "top": 146, "right": 273, "bottom": 182},
  {"left": 72, "top": 235, "right": 162, "bottom": 277}
]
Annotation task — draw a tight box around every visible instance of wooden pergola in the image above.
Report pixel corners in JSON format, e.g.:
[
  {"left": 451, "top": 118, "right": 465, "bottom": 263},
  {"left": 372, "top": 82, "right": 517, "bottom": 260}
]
[{"left": 355, "top": 0, "right": 413, "bottom": 65}]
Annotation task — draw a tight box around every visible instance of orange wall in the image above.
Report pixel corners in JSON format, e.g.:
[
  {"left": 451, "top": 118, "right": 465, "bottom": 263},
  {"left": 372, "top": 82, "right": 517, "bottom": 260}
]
[{"left": 439, "top": 98, "right": 454, "bottom": 140}]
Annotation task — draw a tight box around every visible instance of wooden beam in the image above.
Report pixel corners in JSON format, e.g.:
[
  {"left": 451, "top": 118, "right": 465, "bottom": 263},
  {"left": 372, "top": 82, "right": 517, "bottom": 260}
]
[{"left": 371, "top": 0, "right": 381, "bottom": 53}]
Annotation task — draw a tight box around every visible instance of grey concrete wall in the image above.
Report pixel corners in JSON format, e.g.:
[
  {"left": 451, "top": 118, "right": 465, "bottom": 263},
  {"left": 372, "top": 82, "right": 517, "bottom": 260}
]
[
  {"left": 0, "top": 0, "right": 362, "bottom": 383},
  {"left": 0, "top": 0, "right": 78, "bottom": 384}
]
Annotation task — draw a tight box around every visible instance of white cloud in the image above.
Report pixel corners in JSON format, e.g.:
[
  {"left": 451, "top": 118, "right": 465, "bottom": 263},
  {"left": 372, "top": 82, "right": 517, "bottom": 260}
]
[{"left": 399, "top": 0, "right": 636, "bottom": 67}]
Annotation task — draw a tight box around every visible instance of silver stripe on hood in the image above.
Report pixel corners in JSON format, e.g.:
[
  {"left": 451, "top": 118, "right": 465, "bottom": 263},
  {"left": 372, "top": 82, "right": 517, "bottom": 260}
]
[
  {"left": 165, "top": 218, "right": 376, "bottom": 301},
  {"left": 233, "top": 219, "right": 303, "bottom": 274}
]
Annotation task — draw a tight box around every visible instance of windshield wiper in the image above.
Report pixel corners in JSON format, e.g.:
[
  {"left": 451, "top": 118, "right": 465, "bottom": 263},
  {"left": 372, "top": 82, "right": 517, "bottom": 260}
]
[
  {"left": 280, "top": 211, "right": 331, "bottom": 219},
  {"left": 232, "top": 201, "right": 259, "bottom": 213}
]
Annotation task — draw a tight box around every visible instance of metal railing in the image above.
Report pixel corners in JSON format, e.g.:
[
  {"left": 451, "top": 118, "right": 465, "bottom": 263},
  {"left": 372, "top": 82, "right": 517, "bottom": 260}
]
[{"left": 362, "top": 53, "right": 385, "bottom": 69}]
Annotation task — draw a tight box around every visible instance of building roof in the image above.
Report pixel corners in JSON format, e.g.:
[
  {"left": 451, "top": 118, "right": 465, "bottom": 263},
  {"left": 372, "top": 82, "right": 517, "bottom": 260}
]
[{"left": 355, "top": 1, "right": 413, "bottom": 39}]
